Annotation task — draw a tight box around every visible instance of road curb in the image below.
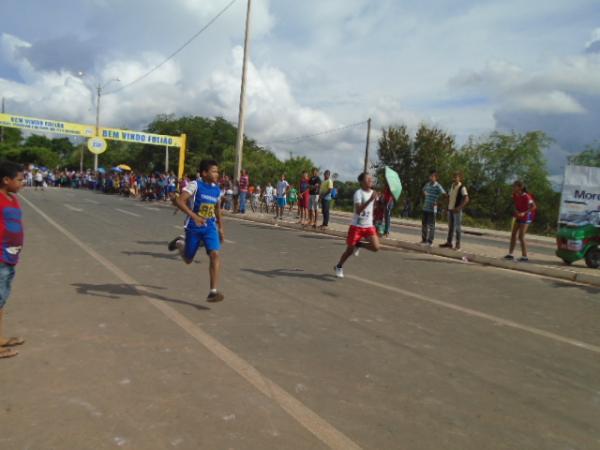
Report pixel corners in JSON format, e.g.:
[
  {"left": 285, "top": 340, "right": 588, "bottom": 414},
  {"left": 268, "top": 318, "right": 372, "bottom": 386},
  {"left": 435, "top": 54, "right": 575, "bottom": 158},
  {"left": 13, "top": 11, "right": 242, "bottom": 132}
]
[{"left": 224, "top": 212, "right": 600, "bottom": 288}]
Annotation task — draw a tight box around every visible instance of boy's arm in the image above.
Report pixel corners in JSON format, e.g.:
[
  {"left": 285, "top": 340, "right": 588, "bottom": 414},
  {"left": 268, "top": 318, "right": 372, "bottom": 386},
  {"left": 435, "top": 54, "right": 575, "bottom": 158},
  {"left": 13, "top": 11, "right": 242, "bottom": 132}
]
[
  {"left": 355, "top": 192, "right": 376, "bottom": 215},
  {"left": 175, "top": 191, "right": 205, "bottom": 227}
]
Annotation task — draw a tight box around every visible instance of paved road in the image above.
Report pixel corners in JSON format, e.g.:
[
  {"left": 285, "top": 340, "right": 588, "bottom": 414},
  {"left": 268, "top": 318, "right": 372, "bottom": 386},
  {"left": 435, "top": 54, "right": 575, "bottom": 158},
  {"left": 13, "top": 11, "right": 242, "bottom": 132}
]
[{"left": 2, "top": 187, "right": 599, "bottom": 450}]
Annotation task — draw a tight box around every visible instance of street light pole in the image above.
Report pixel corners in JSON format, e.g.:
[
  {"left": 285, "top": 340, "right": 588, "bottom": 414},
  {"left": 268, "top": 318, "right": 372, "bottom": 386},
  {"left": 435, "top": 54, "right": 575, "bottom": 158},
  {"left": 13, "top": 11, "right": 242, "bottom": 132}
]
[
  {"left": 94, "top": 84, "right": 102, "bottom": 172},
  {"left": 234, "top": 0, "right": 253, "bottom": 184},
  {"left": 363, "top": 118, "right": 372, "bottom": 174}
]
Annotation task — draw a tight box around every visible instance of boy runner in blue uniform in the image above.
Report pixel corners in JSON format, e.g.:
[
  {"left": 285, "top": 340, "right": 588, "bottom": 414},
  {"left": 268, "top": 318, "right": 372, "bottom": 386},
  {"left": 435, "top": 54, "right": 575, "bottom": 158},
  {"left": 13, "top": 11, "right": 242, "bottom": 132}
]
[{"left": 170, "top": 160, "right": 225, "bottom": 303}]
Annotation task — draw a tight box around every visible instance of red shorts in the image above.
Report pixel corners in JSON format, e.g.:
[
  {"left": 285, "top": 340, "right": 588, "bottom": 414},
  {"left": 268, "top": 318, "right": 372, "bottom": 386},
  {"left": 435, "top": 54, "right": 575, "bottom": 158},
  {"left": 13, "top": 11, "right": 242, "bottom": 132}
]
[{"left": 346, "top": 225, "right": 376, "bottom": 247}]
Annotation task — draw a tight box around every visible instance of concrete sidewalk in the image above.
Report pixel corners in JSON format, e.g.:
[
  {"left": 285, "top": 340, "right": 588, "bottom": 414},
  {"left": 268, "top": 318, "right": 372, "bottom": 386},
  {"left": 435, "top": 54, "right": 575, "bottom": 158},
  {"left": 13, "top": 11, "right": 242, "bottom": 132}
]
[{"left": 227, "top": 208, "right": 600, "bottom": 288}]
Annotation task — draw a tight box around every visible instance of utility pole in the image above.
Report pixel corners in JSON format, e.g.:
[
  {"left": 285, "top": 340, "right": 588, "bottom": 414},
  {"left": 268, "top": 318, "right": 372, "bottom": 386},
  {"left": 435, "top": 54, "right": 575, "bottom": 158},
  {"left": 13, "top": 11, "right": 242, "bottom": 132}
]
[
  {"left": 363, "top": 118, "right": 372, "bottom": 174},
  {"left": 234, "top": 0, "right": 253, "bottom": 185},
  {"left": 80, "top": 138, "right": 85, "bottom": 173},
  {"left": 94, "top": 84, "right": 102, "bottom": 172},
  {"left": 0, "top": 97, "right": 5, "bottom": 144},
  {"left": 165, "top": 146, "right": 169, "bottom": 172}
]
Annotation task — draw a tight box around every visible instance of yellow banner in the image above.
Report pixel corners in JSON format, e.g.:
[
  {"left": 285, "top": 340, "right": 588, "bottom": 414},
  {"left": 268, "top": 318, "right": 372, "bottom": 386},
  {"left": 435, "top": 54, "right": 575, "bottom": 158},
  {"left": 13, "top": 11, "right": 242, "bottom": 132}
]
[
  {"left": 100, "top": 127, "right": 182, "bottom": 147},
  {"left": 0, "top": 113, "right": 94, "bottom": 138},
  {"left": 0, "top": 113, "right": 183, "bottom": 147}
]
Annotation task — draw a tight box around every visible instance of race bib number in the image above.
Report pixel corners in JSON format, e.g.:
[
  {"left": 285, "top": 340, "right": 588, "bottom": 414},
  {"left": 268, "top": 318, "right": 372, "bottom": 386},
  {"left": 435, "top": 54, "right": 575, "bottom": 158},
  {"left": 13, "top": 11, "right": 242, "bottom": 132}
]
[{"left": 198, "top": 203, "right": 216, "bottom": 219}]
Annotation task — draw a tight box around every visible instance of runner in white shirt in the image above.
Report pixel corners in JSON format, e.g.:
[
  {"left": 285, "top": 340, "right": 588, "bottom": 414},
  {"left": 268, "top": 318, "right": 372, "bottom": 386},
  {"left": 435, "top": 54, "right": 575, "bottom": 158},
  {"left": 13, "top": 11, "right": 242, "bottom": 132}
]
[
  {"left": 335, "top": 172, "right": 380, "bottom": 278},
  {"left": 275, "top": 174, "right": 290, "bottom": 220}
]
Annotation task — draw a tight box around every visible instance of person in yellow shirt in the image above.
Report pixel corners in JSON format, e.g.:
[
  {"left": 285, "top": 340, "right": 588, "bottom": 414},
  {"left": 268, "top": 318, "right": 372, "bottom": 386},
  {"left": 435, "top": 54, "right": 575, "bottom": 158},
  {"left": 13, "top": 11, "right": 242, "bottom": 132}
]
[{"left": 319, "top": 170, "right": 334, "bottom": 229}]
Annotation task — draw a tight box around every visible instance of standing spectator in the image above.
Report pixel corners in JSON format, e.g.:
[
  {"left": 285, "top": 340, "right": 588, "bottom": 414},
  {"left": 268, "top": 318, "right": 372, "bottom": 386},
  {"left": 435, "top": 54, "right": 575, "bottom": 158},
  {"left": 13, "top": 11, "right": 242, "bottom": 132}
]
[
  {"left": 298, "top": 171, "right": 310, "bottom": 224},
  {"left": 238, "top": 170, "right": 249, "bottom": 214},
  {"left": 440, "top": 172, "right": 469, "bottom": 250},
  {"left": 308, "top": 168, "right": 321, "bottom": 229},
  {"left": 505, "top": 180, "right": 536, "bottom": 262},
  {"left": 382, "top": 183, "right": 395, "bottom": 237},
  {"left": 275, "top": 174, "right": 290, "bottom": 220},
  {"left": 33, "top": 170, "right": 44, "bottom": 191},
  {"left": 288, "top": 184, "right": 298, "bottom": 213},
  {"left": 0, "top": 161, "right": 25, "bottom": 359},
  {"left": 232, "top": 180, "right": 239, "bottom": 213},
  {"left": 421, "top": 169, "right": 446, "bottom": 246},
  {"left": 319, "top": 170, "right": 334, "bottom": 229},
  {"left": 252, "top": 185, "right": 261, "bottom": 212},
  {"left": 265, "top": 182, "right": 275, "bottom": 214}
]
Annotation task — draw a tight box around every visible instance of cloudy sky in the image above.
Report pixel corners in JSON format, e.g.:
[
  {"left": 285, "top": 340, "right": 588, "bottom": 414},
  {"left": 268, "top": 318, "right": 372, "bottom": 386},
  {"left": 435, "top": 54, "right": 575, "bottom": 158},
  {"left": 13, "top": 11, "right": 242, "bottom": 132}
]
[{"left": 1, "top": 0, "right": 599, "bottom": 178}]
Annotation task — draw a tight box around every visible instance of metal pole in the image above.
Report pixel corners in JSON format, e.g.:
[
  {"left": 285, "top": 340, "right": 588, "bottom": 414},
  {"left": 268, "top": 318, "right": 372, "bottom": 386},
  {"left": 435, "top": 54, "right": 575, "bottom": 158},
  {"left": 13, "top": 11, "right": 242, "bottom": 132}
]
[
  {"left": 363, "top": 118, "right": 372, "bottom": 173},
  {"left": 165, "top": 146, "right": 169, "bottom": 173},
  {"left": 94, "top": 84, "right": 101, "bottom": 172},
  {"left": 80, "top": 139, "right": 84, "bottom": 173},
  {"left": 234, "top": 0, "right": 253, "bottom": 185},
  {"left": 0, "top": 97, "right": 5, "bottom": 144}
]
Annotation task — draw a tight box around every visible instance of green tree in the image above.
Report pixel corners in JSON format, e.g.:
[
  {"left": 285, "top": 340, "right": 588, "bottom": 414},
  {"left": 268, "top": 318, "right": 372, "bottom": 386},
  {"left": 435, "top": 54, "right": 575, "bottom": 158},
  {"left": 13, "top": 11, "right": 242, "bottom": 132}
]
[
  {"left": 377, "top": 125, "right": 413, "bottom": 205},
  {"left": 456, "top": 131, "right": 557, "bottom": 231},
  {"left": 568, "top": 143, "right": 600, "bottom": 167},
  {"left": 412, "top": 124, "right": 456, "bottom": 209}
]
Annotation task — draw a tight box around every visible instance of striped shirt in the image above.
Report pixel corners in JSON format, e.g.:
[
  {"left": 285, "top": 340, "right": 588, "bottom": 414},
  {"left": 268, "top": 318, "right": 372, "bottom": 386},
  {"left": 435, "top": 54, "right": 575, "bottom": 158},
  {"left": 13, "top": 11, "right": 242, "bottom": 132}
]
[{"left": 422, "top": 182, "right": 446, "bottom": 212}]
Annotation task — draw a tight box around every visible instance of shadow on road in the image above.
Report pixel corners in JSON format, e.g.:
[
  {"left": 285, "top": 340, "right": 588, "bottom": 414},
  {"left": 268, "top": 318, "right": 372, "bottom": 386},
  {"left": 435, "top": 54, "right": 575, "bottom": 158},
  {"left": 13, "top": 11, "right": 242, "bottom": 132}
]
[
  {"left": 546, "top": 280, "right": 600, "bottom": 296},
  {"left": 242, "top": 268, "right": 337, "bottom": 282},
  {"left": 71, "top": 283, "right": 210, "bottom": 310},
  {"left": 121, "top": 250, "right": 201, "bottom": 264},
  {"left": 135, "top": 240, "right": 168, "bottom": 246},
  {"left": 298, "top": 234, "right": 337, "bottom": 240}
]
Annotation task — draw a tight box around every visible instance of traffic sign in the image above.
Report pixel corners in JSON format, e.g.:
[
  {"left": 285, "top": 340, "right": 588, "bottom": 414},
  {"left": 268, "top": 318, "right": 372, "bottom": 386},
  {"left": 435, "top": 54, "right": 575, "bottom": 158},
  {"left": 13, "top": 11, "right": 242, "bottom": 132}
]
[{"left": 87, "top": 137, "right": 108, "bottom": 155}]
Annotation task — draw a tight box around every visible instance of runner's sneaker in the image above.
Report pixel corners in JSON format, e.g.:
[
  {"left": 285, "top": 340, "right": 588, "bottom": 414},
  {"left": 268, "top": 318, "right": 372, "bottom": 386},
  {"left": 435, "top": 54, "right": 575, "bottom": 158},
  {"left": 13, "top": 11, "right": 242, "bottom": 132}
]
[
  {"left": 504, "top": 254, "right": 514, "bottom": 260},
  {"left": 168, "top": 235, "right": 184, "bottom": 251},
  {"left": 517, "top": 256, "right": 529, "bottom": 262},
  {"left": 207, "top": 291, "right": 224, "bottom": 303},
  {"left": 439, "top": 242, "right": 452, "bottom": 248},
  {"left": 335, "top": 266, "right": 344, "bottom": 279},
  {"left": 353, "top": 242, "right": 361, "bottom": 257}
]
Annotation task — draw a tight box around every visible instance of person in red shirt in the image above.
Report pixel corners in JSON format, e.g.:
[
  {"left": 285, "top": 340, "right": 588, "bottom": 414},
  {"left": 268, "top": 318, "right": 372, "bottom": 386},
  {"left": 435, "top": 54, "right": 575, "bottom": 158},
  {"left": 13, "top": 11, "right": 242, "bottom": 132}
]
[
  {"left": 0, "top": 161, "right": 25, "bottom": 359},
  {"left": 504, "top": 180, "right": 536, "bottom": 262}
]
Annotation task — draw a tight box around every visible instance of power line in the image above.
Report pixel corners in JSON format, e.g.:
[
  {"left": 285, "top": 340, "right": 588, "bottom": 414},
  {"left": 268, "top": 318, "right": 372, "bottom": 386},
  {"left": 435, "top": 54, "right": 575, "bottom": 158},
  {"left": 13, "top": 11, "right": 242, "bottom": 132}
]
[
  {"left": 261, "top": 120, "right": 368, "bottom": 146},
  {"left": 105, "top": 0, "right": 238, "bottom": 95}
]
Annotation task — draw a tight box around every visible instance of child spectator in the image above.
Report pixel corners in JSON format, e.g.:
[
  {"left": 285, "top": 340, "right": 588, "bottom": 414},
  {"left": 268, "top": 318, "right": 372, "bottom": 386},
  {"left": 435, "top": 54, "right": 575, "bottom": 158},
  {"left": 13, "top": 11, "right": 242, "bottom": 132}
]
[{"left": 0, "top": 161, "right": 25, "bottom": 359}]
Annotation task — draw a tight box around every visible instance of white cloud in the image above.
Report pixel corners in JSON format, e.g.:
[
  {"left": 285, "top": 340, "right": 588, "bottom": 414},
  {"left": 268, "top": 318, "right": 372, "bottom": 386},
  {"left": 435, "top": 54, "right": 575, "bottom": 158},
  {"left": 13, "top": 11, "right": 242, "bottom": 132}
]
[{"left": 1, "top": 1, "right": 600, "bottom": 178}]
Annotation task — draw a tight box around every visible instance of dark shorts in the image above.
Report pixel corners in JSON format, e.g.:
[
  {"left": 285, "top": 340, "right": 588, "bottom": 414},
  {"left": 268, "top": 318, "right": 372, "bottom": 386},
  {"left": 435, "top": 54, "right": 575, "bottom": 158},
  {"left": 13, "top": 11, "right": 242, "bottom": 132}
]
[
  {"left": 184, "top": 226, "right": 221, "bottom": 260},
  {"left": 516, "top": 212, "right": 533, "bottom": 225},
  {"left": 0, "top": 263, "right": 16, "bottom": 309}
]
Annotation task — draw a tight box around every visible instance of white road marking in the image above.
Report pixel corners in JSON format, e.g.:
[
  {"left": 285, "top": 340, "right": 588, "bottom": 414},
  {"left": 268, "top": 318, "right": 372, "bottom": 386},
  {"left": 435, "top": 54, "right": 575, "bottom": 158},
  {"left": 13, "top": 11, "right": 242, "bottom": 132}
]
[
  {"left": 84, "top": 199, "right": 99, "bottom": 204},
  {"left": 346, "top": 274, "right": 600, "bottom": 355},
  {"left": 144, "top": 207, "right": 160, "bottom": 212},
  {"left": 21, "top": 195, "right": 362, "bottom": 450},
  {"left": 115, "top": 208, "right": 141, "bottom": 217},
  {"left": 64, "top": 204, "right": 83, "bottom": 212}
]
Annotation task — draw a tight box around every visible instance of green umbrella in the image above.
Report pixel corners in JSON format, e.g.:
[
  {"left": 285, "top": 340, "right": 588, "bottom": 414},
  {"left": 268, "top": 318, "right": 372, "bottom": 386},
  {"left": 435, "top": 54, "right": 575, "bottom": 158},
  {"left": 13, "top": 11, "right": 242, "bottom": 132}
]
[{"left": 384, "top": 166, "right": 402, "bottom": 201}]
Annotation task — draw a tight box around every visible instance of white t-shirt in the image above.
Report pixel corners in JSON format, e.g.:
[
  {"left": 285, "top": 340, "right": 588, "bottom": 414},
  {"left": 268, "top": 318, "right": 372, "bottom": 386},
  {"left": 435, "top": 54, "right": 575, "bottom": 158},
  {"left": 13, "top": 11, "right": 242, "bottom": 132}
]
[
  {"left": 276, "top": 180, "right": 289, "bottom": 198},
  {"left": 351, "top": 189, "right": 374, "bottom": 228},
  {"left": 34, "top": 173, "right": 43, "bottom": 182},
  {"left": 265, "top": 186, "right": 274, "bottom": 198}
]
